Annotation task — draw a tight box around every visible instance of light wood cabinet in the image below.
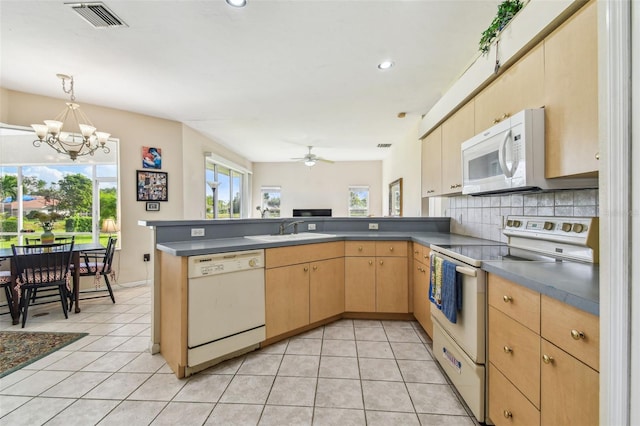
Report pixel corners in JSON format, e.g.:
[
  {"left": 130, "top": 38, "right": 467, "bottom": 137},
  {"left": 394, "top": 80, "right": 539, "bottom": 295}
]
[
  {"left": 344, "top": 241, "right": 409, "bottom": 314},
  {"left": 475, "top": 44, "right": 545, "bottom": 133},
  {"left": 441, "top": 102, "right": 475, "bottom": 194},
  {"left": 265, "top": 242, "right": 344, "bottom": 339},
  {"left": 310, "top": 257, "right": 345, "bottom": 323},
  {"left": 345, "top": 256, "right": 376, "bottom": 312},
  {"left": 544, "top": 0, "right": 598, "bottom": 178},
  {"left": 487, "top": 273, "right": 599, "bottom": 426},
  {"left": 421, "top": 126, "right": 442, "bottom": 197},
  {"left": 540, "top": 339, "right": 599, "bottom": 426},
  {"left": 265, "top": 264, "right": 310, "bottom": 339},
  {"left": 412, "top": 244, "right": 432, "bottom": 337}
]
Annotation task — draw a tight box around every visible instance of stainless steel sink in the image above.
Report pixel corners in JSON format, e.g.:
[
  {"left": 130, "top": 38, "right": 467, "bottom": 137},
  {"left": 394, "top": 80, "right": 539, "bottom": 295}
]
[{"left": 244, "top": 232, "right": 336, "bottom": 242}]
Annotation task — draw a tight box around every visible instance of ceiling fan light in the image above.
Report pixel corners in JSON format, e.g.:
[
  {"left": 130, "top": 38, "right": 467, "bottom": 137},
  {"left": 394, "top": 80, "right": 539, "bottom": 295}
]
[
  {"left": 304, "top": 159, "right": 316, "bottom": 167},
  {"left": 226, "top": 0, "right": 247, "bottom": 7}
]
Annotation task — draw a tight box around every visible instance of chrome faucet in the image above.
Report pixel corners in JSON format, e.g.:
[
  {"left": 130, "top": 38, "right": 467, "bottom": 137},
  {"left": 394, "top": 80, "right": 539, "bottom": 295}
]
[{"left": 279, "top": 220, "right": 304, "bottom": 235}]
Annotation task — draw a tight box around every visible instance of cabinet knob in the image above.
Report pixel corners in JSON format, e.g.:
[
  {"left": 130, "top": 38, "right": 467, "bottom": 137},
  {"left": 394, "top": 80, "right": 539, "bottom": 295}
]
[
  {"left": 369, "top": 260, "right": 373, "bottom": 265},
  {"left": 542, "top": 354, "right": 554, "bottom": 364},
  {"left": 358, "top": 246, "right": 363, "bottom": 251},
  {"left": 303, "top": 267, "right": 309, "bottom": 272},
  {"left": 570, "top": 329, "right": 585, "bottom": 340},
  {"left": 503, "top": 295, "right": 512, "bottom": 303},
  {"left": 312, "top": 265, "right": 318, "bottom": 271},
  {"left": 414, "top": 250, "right": 419, "bottom": 255},
  {"left": 389, "top": 247, "right": 394, "bottom": 252},
  {"left": 595, "top": 152, "right": 600, "bottom": 160},
  {"left": 503, "top": 345, "right": 513, "bottom": 354},
  {"left": 379, "top": 260, "right": 384, "bottom": 265},
  {"left": 503, "top": 410, "right": 513, "bottom": 419}
]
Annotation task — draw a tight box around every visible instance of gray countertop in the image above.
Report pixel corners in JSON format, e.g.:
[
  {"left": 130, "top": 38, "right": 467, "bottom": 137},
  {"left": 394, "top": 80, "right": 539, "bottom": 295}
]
[
  {"left": 154, "top": 231, "right": 501, "bottom": 257},
  {"left": 155, "top": 231, "right": 599, "bottom": 316},
  {"left": 482, "top": 260, "right": 599, "bottom": 316}
]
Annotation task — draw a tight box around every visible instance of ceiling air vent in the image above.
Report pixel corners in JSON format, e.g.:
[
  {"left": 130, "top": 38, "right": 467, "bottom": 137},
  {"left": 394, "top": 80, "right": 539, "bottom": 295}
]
[
  {"left": 377, "top": 144, "right": 392, "bottom": 148},
  {"left": 67, "top": 2, "right": 127, "bottom": 28}
]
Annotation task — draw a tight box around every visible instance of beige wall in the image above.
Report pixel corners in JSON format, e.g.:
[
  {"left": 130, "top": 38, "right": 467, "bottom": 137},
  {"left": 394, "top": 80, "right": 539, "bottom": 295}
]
[
  {"left": 381, "top": 119, "right": 422, "bottom": 217},
  {"left": 252, "top": 161, "right": 382, "bottom": 218},
  {"left": 0, "top": 88, "right": 248, "bottom": 285}
]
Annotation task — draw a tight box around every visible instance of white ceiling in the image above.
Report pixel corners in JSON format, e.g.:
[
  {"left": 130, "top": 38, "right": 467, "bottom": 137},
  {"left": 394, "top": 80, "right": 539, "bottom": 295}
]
[{"left": 0, "top": 0, "right": 498, "bottom": 163}]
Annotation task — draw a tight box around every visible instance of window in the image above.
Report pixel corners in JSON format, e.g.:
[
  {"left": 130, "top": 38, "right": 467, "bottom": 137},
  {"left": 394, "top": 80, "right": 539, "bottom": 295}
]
[
  {"left": 349, "top": 186, "right": 369, "bottom": 217},
  {"left": 0, "top": 125, "right": 120, "bottom": 248},
  {"left": 205, "top": 157, "right": 248, "bottom": 219},
  {"left": 260, "top": 186, "right": 281, "bottom": 218}
]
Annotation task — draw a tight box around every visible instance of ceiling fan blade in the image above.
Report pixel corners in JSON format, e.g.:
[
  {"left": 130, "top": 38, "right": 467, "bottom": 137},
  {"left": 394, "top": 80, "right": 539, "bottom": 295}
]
[{"left": 317, "top": 157, "right": 334, "bottom": 163}]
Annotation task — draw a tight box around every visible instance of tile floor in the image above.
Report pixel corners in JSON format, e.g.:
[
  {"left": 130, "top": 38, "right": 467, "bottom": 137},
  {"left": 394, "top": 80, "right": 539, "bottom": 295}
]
[{"left": 0, "top": 284, "right": 479, "bottom": 425}]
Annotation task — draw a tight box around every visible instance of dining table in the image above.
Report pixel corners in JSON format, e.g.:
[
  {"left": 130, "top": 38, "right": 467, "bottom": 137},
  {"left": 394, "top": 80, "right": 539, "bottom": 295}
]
[{"left": 0, "top": 242, "right": 105, "bottom": 325}]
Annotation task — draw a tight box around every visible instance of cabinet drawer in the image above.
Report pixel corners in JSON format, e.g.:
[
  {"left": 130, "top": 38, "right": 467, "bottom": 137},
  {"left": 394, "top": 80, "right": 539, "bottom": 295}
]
[
  {"left": 345, "top": 241, "right": 376, "bottom": 257},
  {"left": 489, "top": 306, "right": 540, "bottom": 408},
  {"left": 541, "top": 295, "right": 599, "bottom": 371},
  {"left": 266, "top": 241, "right": 345, "bottom": 268},
  {"left": 488, "top": 274, "right": 540, "bottom": 333},
  {"left": 489, "top": 363, "right": 540, "bottom": 426},
  {"left": 412, "top": 243, "right": 424, "bottom": 262},
  {"left": 375, "top": 241, "right": 408, "bottom": 257}
]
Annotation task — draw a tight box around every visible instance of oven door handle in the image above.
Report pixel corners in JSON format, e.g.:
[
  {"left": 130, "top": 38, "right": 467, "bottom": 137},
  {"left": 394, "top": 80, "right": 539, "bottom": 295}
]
[{"left": 456, "top": 265, "right": 477, "bottom": 277}]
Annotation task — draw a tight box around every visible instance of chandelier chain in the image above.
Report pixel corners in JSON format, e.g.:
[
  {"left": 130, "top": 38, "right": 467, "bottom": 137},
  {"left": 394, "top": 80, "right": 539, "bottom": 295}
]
[{"left": 61, "top": 76, "right": 75, "bottom": 101}]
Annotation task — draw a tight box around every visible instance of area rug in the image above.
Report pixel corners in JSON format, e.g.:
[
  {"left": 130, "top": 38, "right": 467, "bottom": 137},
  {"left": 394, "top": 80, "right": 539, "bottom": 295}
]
[{"left": 0, "top": 331, "right": 88, "bottom": 378}]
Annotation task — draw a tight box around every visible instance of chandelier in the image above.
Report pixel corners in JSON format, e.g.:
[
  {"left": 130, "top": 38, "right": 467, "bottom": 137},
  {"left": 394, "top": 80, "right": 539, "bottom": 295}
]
[{"left": 31, "top": 74, "right": 111, "bottom": 160}]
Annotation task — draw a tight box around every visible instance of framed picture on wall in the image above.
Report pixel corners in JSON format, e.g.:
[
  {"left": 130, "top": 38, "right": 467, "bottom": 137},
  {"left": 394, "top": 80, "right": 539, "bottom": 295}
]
[
  {"left": 137, "top": 170, "right": 168, "bottom": 201},
  {"left": 146, "top": 201, "right": 160, "bottom": 211},
  {"left": 142, "top": 146, "right": 162, "bottom": 169}
]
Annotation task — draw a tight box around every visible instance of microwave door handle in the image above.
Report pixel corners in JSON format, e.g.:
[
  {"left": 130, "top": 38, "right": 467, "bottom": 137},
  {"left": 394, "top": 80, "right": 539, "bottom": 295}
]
[{"left": 498, "top": 129, "right": 514, "bottom": 177}]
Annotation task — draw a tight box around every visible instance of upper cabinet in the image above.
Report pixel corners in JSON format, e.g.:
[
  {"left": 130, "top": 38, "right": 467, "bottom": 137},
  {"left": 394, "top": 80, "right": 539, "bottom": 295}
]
[
  {"left": 421, "top": 126, "right": 442, "bottom": 197},
  {"left": 442, "top": 101, "right": 475, "bottom": 193},
  {"left": 543, "top": 0, "right": 598, "bottom": 178},
  {"left": 474, "top": 44, "right": 545, "bottom": 133}
]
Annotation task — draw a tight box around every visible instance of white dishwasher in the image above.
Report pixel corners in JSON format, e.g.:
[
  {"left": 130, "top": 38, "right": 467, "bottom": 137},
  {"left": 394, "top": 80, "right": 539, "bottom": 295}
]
[{"left": 187, "top": 249, "right": 265, "bottom": 372}]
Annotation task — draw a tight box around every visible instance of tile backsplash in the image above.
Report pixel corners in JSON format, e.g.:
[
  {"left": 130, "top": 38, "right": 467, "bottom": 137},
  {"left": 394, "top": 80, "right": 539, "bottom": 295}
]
[{"left": 445, "top": 189, "right": 599, "bottom": 242}]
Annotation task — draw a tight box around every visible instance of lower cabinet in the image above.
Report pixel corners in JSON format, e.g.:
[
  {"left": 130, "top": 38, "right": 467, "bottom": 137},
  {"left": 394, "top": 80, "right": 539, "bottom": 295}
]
[
  {"left": 344, "top": 241, "right": 409, "bottom": 314},
  {"left": 412, "top": 244, "right": 432, "bottom": 337},
  {"left": 487, "top": 273, "right": 599, "bottom": 426},
  {"left": 265, "top": 242, "right": 345, "bottom": 340}
]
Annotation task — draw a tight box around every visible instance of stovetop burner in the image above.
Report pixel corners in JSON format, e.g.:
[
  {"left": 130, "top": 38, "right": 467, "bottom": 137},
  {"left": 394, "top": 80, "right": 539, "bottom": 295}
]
[{"left": 430, "top": 244, "right": 574, "bottom": 267}]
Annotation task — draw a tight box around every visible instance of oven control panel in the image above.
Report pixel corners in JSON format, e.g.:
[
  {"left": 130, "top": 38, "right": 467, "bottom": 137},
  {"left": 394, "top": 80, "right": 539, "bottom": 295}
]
[{"left": 503, "top": 216, "right": 599, "bottom": 263}]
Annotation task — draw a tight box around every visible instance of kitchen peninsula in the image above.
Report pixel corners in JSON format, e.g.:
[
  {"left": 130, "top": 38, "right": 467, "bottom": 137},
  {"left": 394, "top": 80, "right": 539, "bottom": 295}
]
[{"left": 141, "top": 217, "right": 599, "bottom": 387}]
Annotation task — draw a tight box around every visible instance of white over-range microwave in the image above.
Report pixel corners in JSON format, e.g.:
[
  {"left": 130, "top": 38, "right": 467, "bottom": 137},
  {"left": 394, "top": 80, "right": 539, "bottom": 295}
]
[{"left": 461, "top": 108, "right": 598, "bottom": 195}]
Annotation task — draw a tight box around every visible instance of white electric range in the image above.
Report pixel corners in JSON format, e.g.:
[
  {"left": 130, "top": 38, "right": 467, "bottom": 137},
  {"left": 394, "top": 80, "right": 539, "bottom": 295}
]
[{"left": 428, "top": 216, "right": 598, "bottom": 423}]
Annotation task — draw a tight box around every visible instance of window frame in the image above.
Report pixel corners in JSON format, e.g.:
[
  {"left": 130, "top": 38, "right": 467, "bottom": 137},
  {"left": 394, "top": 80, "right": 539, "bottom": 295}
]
[
  {"left": 348, "top": 185, "right": 370, "bottom": 217},
  {"left": 260, "top": 186, "right": 281, "bottom": 218}
]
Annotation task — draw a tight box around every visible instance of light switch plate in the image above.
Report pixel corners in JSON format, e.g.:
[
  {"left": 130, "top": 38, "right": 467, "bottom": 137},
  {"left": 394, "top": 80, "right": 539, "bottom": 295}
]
[
  {"left": 368, "top": 223, "right": 379, "bottom": 230},
  {"left": 191, "top": 228, "right": 205, "bottom": 237},
  {"left": 308, "top": 223, "right": 316, "bottom": 231}
]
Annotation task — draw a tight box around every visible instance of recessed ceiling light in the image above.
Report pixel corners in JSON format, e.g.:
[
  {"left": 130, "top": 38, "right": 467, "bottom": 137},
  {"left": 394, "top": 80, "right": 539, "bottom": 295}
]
[
  {"left": 377, "top": 60, "right": 394, "bottom": 70},
  {"left": 226, "top": 0, "right": 247, "bottom": 7}
]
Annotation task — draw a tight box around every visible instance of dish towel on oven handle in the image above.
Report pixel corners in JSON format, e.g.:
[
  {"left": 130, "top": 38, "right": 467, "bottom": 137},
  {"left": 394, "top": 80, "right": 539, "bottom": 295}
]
[
  {"left": 428, "top": 253, "right": 443, "bottom": 309},
  {"left": 441, "top": 259, "right": 463, "bottom": 323}
]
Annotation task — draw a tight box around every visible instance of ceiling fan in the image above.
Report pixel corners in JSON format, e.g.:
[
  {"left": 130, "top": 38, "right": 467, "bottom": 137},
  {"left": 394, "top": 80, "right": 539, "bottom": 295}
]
[{"left": 291, "top": 146, "right": 334, "bottom": 167}]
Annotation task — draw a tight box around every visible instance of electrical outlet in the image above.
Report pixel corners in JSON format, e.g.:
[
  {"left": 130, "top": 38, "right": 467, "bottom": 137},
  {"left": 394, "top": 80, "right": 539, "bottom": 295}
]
[
  {"left": 143, "top": 253, "right": 150, "bottom": 262},
  {"left": 368, "top": 223, "right": 379, "bottom": 230},
  {"left": 191, "top": 228, "right": 205, "bottom": 237},
  {"left": 307, "top": 223, "right": 316, "bottom": 231}
]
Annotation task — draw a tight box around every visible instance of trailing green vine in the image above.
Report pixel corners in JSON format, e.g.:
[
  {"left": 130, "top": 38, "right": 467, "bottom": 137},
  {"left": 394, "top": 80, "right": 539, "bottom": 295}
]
[{"left": 479, "top": 0, "right": 524, "bottom": 55}]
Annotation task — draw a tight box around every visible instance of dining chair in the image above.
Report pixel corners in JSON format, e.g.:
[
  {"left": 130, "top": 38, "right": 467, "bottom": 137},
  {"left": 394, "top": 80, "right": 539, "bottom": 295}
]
[
  {"left": 25, "top": 236, "right": 73, "bottom": 245},
  {"left": 11, "top": 240, "right": 75, "bottom": 328},
  {"left": 0, "top": 257, "right": 16, "bottom": 319},
  {"left": 70, "top": 236, "right": 117, "bottom": 308}
]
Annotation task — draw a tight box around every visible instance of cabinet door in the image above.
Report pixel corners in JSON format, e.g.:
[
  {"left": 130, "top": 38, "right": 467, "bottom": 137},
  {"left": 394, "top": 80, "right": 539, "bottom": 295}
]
[
  {"left": 310, "top": 257, "right": 345, "bottom": 323},
  {"left": 345, "top": 257, "right": 376, "bottom": 312},
  {"left": 541, "top": 339, "right": 599, "bottom": 426},
  {"left": 265, "top": 264, "right": 310, "bottom": 339},
  {"left": 475, "top": 44, "right": 545, "bottom": 133},
  {"left": 376, "top": 256, "right": 408, "bottom": 313},
  {"left": 421, "top": 126, "right": 442, "bottom": 197},
  {"left": 544, "top": 0, "right": 598, "bottom": 178},
  {"left": 412, "top": 259, "right": 432, "bottom": 338},
  {"left": 441, "top": 101, "right": 475, "bottom": 194}
]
